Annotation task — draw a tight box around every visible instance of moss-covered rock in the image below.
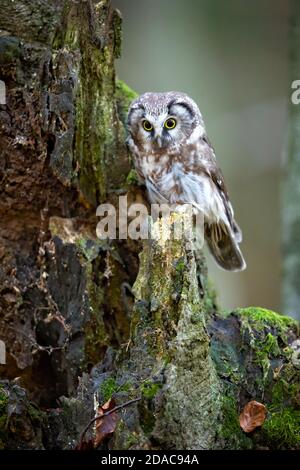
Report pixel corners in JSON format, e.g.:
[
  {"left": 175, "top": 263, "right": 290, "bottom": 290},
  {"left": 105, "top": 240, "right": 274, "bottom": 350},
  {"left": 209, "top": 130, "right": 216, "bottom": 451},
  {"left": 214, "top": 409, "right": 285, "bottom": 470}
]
[{"left": 209, "top": 307, "right": 300, "bottom": 449}]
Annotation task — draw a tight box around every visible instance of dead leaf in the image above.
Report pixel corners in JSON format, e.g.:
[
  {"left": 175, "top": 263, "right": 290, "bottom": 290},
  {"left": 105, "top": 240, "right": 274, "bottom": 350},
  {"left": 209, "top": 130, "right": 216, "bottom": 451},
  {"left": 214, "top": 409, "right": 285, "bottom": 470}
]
[
  {"left": 239, "top": 400, "right": 267, "bottom": 433},
  {"left": 94, "top": 398, "right": 119, "bottom": 448},
  {"left": 75, "top": 397, "right": 140, "bottom": 450}
]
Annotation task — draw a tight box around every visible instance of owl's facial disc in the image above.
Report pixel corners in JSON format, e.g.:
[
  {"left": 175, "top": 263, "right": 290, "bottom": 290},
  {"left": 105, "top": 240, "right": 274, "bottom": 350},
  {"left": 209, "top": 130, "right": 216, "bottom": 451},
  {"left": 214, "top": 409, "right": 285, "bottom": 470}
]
[
  {"left": 127, "top": 97, "right": 197, "bottom": 151},
  {"left": 142, "top": 108, "right": 191, "bottom": 149},
  {"left": 140, "top": 113, "right": 169, "bottom": 148},
  {"left": 156, "top": 101, "right": 195, "bottom": 147}
]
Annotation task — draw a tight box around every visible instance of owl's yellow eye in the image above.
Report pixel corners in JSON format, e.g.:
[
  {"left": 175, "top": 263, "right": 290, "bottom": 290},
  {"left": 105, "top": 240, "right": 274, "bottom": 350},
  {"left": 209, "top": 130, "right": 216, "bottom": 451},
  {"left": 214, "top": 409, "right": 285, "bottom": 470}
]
[
  {"left": 164, "top": 118, "right": 177, "bottom": 130},
  {"left": 142, "top": 120, "right": 153, "bottom": 132}
]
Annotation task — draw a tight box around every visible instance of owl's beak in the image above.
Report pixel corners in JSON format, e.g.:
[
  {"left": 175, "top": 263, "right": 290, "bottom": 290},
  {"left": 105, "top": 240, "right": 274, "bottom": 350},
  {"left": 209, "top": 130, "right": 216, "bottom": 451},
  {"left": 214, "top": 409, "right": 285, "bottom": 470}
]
[{"left": 155, "top": 135, "right": 162, "bottom": 148}]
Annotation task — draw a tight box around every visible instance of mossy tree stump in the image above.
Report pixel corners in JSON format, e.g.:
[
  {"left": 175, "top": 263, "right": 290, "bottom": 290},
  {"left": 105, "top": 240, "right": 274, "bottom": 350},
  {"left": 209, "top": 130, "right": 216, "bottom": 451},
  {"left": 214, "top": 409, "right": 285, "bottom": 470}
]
[{"left": 101, "top": 218, "right": 300, "bottom": 450}]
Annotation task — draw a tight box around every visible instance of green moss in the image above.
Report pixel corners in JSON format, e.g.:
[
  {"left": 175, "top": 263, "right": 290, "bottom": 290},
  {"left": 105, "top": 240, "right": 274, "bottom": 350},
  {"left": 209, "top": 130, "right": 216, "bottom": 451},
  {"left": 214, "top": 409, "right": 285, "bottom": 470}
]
[
  {"left": 139, "top": 381, "right": 161, "bottom": 435},
  {"left": 124, "top": 433, "right": 139, "bottom": 449},
  {"left": 220, "top": 395, "right": 240, "bottom": 438},
  {"left": 115, "top": 80, "right": 138, "bottom": 126},
  {"left": 116, "top": 80, "right": 138, "bottom": 108},
  {"left": 237, "top": 307, "right": 299, "bottom": 383},
  {"left": 271, "top": 379, "right": 298, "bottom": 404},
  {"left": 174, "top": 258, "right": 185, "bottom": 273},
  {"left": 0, "top": 385, "right": 7, "bottom": 404},
  {"left": 100, "top": 378, "right": 118, "bottom": 402},
  {"left": 141, "top": 381, "right": 161, "bottom": 400},
  {"left": 262, "top": 408, "right": 300, "bottom": 449},
  {"left": 99, "top": 378, "right": 131, "bottom": 402},
  {"left": 260, "top": 333, "right": 281, "bottom": 356},
  {"left": 126, "top": 169, "right": 139, "bottom": 186},
  {"left": 260, "top": 375, "right": 300, "bottom": 449},
  {"left": 28, "top": 404, "right": 45, "bottom": 424},
  {"left": 255, "top": 333, "right": 281, "bottom": 379},
  {"left": 0, "top": 385, "right": 8, "bottom": 449},
  {"left": 0, "top": 386, "right": 8, "bottom": 415},
  {"left": 238, "top": 307, "right": 298, "bottom": 333},
  {"left": 219, "top": 393, "right": 252, "bottom": 449}
]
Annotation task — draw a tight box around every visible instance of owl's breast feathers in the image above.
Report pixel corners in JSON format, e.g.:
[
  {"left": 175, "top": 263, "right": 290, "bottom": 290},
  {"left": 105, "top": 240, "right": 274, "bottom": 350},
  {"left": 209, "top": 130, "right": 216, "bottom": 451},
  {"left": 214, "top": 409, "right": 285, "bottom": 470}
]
[{"left": 128, "top": 134, "right": 232, "bottom": 226}]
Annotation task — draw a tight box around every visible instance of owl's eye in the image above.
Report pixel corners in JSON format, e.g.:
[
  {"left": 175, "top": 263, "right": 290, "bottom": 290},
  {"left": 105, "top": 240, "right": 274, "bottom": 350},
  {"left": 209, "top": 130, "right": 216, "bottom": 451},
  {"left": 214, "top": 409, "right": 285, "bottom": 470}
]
[
  {"left": 164, "top": 118, "right": 177, "bottom": 130},
  {"left": 142, "top": 120, "right": 153, "bottom": 132}
]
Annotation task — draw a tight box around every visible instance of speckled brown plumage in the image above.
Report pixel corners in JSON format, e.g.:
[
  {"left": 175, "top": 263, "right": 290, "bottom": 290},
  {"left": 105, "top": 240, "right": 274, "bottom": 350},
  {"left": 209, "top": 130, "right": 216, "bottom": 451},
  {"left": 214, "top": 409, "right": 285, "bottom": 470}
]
[{"left": 127, "top": 91, "right": 246, "bottom": 271}]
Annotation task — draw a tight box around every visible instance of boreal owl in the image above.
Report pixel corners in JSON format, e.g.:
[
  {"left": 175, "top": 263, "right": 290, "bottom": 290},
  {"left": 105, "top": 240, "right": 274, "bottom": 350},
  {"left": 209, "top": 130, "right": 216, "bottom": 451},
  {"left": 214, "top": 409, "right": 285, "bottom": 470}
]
[{"left": 126, "top": 91, "right": 246, "bottom": 271}]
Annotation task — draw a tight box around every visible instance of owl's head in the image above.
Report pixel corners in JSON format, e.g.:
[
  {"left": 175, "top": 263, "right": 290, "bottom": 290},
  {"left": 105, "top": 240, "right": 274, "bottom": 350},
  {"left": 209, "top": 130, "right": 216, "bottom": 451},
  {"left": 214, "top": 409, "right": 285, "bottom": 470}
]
[{"left": 127, "top": 91, "right": 204, "bottom": 151}]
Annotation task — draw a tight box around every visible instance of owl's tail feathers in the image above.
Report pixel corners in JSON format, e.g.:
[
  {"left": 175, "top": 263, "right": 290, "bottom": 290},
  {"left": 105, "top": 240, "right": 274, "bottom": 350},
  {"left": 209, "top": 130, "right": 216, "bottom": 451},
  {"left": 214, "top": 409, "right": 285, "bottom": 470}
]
[
  {"left": 205, "top": 222, "right": 246, "bottom": 272},
  {"left": 232, "top": 220, "right": 243, "bottom": 243}
]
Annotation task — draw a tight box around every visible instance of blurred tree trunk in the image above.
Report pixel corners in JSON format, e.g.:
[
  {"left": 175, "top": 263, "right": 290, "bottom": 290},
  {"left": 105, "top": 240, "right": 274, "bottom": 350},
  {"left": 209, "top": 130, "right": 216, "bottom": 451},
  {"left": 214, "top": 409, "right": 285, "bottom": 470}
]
[
  {"left": 0, "top": 0, "right": 299, "bottom": 451},
  {"left": 282, "top": 0, "right": 300, "bottom": 321}
]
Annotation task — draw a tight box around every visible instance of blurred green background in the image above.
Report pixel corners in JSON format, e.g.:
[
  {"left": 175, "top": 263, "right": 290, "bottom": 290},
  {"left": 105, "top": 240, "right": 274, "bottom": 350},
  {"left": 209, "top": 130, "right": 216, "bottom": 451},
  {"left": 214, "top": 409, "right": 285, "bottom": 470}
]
[{"left": 113, "top": 0, "right": 289, "bottom": 312}]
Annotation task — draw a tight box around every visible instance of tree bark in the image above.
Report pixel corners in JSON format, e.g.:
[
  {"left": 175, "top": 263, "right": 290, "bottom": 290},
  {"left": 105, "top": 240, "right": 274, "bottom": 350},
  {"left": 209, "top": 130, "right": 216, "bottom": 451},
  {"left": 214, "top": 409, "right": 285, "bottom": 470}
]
[{"left": 0, "top": 0, "right": 299, "bottom": 450}]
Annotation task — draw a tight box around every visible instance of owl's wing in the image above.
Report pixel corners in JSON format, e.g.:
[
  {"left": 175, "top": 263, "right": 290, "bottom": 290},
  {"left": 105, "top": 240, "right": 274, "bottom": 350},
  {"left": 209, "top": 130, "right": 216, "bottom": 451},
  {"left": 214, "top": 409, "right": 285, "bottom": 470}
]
[
  {"left": 199, "top": 135, "right": 242, "bottom": 242},
  {"left": 193, "top": 134, "right": 245, "bottom": 271}
]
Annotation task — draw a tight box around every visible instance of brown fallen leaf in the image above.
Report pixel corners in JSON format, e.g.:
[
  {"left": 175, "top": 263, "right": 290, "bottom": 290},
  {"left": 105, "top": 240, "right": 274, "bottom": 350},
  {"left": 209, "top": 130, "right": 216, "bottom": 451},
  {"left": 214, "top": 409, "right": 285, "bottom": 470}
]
[
  {"left": 94, "top": 398, "right": 119, "bottom": 448},
  {"left": 75, "top": 398, "right": 118, "bottom": 450},
  {"left": 239, "top": 400, "right": 267, "bottom": 433},
  {"left": 76, "top": 396, "right": 141, "bottom": 450}
]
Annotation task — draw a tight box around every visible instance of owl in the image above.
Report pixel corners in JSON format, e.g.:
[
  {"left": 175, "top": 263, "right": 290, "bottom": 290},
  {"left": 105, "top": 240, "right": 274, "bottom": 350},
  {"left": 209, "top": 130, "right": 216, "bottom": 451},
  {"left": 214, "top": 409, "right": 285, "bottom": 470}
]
[{"left": 126, "top": 91, "right": 246, "bottom": 271}]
